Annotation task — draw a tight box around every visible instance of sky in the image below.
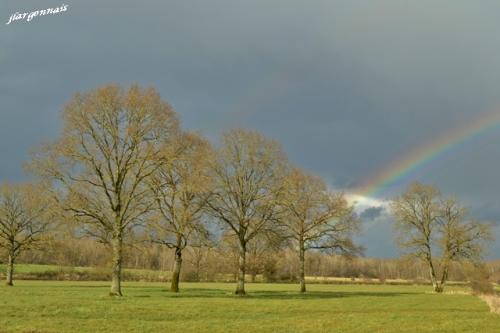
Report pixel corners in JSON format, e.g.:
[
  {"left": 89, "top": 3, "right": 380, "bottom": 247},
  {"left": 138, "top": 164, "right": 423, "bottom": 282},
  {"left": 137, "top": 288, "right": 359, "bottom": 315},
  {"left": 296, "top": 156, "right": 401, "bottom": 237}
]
[{"left": 1, "top": 0, "right": 500, "bottom": 258}]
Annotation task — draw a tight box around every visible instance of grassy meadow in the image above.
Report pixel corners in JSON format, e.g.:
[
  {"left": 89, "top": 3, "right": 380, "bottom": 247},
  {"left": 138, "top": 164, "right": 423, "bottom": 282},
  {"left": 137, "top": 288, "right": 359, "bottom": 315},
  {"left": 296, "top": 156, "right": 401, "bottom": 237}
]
[
  {"left": 1, "top": 281, "right": 499, "bottom": 333},
  {"left": 0, "top": 264, "right": 174, "bottom": 283}
]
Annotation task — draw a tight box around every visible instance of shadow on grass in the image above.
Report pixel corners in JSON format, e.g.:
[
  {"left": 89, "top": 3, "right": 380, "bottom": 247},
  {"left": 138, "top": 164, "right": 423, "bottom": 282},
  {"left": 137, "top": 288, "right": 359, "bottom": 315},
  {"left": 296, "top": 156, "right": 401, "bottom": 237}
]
[
  {"left": 36, "top": 284, "right": 111, "bottom": 288},
  {"left": 248, "top": 290, "right": 410, "bottom": 299},
  {"left": 22, "top": 284, "right": 412, "bottom": 300},
  {"left": 157, "top": 288, "right": 411, "bottom": 300}
]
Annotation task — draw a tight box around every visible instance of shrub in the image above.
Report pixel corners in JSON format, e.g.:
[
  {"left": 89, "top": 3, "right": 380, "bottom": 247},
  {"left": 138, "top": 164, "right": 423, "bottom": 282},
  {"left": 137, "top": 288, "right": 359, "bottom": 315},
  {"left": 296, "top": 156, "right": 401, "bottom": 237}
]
[
  {"left": 471, "top": 279, "right": 495, "bottom": 295},
  {"left": 263, "top": 258, "right": 278, "bottom": 282},
  {"left": 181, "top": 270, "right": 201, "bottom": 282},
  {"left": 466, "top": 264, "right": 495, "bottom": 295}
]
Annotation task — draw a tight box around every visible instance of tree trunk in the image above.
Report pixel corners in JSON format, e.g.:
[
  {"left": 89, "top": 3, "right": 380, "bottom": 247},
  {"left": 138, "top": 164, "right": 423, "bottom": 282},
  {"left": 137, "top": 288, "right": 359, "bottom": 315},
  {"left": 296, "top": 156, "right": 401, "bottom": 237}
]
[
  {"left": 6, "top": 252, "right": 14, "bottom": 286},
  {"left": 235, "top": 241, "right": 246, "bottom": 295},
  {"left": 427, "top": 259, "right": 442, "bottom": 293},
  {"left": 299, "top": 240, "right": 306, "bottom": 293},
  {"left": 433, "top": 283, "right": 443, "bottom": 293},
  {"left": 171, "top": 247, "right": 182, "bottom": 292},
  {"left": 110, "top": 234, "right": 123, "bottom": 296},
  {"left": 437, "top": 260, "right": 450, "bottom": 293}
]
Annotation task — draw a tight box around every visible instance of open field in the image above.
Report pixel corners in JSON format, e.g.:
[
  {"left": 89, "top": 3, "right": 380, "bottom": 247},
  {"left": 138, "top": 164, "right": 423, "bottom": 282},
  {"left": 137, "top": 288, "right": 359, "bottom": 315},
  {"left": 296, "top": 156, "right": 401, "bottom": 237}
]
[
  {"left": 0, "top": 281, "right": 499, "bottom": 333},
  {"left": 0, "top": 264, "right": 174, "bottom": 283}
]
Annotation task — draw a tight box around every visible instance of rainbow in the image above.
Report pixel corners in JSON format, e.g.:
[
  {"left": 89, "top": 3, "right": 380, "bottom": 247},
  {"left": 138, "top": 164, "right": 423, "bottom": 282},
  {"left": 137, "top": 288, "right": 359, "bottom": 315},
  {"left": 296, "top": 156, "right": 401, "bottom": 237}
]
[{"left": 354, "top": 111, "right": 500, "bottom": 199}]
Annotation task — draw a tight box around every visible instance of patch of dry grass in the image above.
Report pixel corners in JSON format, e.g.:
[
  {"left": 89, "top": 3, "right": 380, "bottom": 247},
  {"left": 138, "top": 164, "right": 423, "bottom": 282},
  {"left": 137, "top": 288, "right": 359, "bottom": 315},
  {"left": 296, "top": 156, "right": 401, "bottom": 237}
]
[{"left": 479, "top": 294, "right": 500, "bottom": 314}]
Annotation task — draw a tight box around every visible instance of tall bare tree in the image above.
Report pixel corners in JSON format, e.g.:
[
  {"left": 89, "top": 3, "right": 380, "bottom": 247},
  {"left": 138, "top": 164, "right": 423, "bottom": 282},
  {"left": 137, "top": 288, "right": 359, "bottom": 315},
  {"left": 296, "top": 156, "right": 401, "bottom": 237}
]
[
  {"left": 148, "top": 132, "right": 213, "bottom": 292},
  {"left": 29, "top": 84, "right": 179, "bottom": 296},
  {"left": 281, "top": 168, "right": 362, "bottom": 292},
  {"left": 391, "top": 182, "right": 493, "bottom": 292},
  {"left": 0, "top": 183, "right": 52, "bottom": 286},
  {"left": 207, "top": 129, "right": 287, "bottom": 295}
]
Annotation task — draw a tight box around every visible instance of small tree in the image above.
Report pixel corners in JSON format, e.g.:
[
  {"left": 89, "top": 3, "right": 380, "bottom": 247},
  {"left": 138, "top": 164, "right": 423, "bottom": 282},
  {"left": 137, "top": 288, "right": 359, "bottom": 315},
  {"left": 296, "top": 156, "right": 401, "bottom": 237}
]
[
  {"left": 465, "top": 263, "right": 495, "bottom": 295},
  {"left": 281, "top": 168, "right": 362, "bottom": 292},
  {"left": 29, "top": 84, "right": 179, "bottom": 296},
  {"left": 222, "top": 231, "right": 283, "bottom": 283},
  {"left": 0, "top": 183, "right": 52, "bottom": 286},
  {"left": 148, "top": 132, "right": 213, "bottom": 292},
  {"left": 186, "top": 240, "right": 213, "bottom": 282},
  {"left": 246, "top": 233, "right": 283, "bottom": 282},
  {"left": 391, "top": 182, "right": 492, "bottom": 293},
  {"left": 207, "top": 129, "right": 286, "bottom": 295}
]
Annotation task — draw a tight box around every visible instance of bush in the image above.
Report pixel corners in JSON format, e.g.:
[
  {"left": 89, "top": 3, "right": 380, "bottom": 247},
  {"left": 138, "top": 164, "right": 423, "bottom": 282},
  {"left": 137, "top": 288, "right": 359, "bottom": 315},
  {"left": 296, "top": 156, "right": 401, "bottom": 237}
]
[
  {"left": 471, "top": 279, "right": 495, "bottom": 295},
  {"left": 263, "top": 258, "right": 278, "bottom": 282},
  {"left": 466, "top": 264, "right": 495, "bottom": 295},
  {"left": 182, "top": 270, "right": 201, "bottom": 282}
]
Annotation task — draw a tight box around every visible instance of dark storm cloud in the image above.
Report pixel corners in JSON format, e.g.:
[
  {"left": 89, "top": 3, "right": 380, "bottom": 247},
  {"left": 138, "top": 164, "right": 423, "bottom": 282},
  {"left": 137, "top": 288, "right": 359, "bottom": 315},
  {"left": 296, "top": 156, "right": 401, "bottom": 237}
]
[
  {"left": 2, "top": 0, "right": 500, "bottom": 256},
  {"left": 469, "top": 202, "right": 500, "bottom": 226},
  {"left": 360, "top": 206, "right": 385, "bottom": 221}
]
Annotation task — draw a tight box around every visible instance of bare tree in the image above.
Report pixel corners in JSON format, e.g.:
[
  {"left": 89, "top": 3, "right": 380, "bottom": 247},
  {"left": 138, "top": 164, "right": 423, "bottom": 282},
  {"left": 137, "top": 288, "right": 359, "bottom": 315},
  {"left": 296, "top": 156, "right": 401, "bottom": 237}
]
[
  {"left": 207, "top": 129, "right": 287, "bottom": 295},
  {"left": 29, "top": 84, "right": 179, "bottom": 296},
  {"left": 391, "top": 182, "right": 493, "bottom": 292},
  {"left": 148, "top": 132, "right": 213, "bottom": 292},
  {"left": 281, "top": 168, "right": 362, "bottom": 292},
  {"left": 0, "top": 183, "right": 52, "bottom": 286}
]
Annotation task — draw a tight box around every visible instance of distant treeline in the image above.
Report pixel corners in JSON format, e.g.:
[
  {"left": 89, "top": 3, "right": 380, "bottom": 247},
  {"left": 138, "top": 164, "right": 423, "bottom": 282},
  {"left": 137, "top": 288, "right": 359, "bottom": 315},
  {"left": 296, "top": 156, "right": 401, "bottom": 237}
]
[{"left": 3, "top": 238, "right": 499, "bottom": 284}]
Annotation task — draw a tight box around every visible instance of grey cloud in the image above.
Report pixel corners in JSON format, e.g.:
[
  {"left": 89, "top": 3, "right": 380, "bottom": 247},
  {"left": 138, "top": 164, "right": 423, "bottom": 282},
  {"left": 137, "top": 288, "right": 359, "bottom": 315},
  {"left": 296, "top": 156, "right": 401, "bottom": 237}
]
[
  {"left": 360, "top": 206, "right": 385, "bottom": 221},
  {"left": 2, "top": 0, "right": 500, "bottom": 257}
]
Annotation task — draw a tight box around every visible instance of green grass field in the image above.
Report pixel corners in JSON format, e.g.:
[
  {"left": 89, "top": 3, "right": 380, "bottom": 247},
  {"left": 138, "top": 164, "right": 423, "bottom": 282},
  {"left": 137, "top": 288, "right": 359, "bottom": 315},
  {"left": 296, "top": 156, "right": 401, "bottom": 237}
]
[
  {"left": 0, "top": 264, "right": 174, "bottom": 282},
  {"left": 1, "top": 281, "right": 499, "bottom": 333}
]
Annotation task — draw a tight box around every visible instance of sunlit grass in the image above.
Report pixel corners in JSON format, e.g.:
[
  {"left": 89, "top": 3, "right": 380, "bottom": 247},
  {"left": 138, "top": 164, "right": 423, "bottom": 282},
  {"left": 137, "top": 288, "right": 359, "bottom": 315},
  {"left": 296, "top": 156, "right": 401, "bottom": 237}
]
[
  {"left": 0, "top": 264, "right": 173, "bottom": 282},
  {"left": 0, "top": 281, "right": 499, "bottom": 332}
]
